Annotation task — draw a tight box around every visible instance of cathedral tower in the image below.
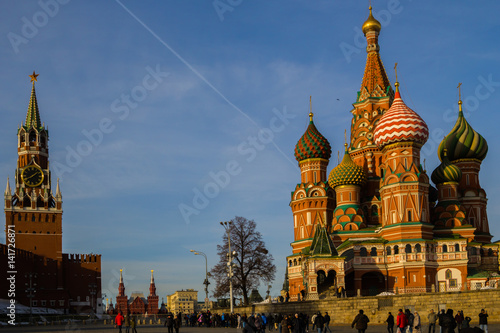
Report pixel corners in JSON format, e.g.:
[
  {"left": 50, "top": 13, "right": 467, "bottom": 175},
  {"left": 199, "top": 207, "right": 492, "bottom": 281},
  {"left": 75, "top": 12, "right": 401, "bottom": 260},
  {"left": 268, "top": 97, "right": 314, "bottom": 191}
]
[
  {"left": 437, "top": 96, "right": 490, "bottom": 243},
  {"left": 373, "top": 79, "right": 431, "bottom": 241},
  {"left": 4, "top": 72, "right": 63, "bottom": 260},
  {"left": 349, "top": 7, "right": 395, "bottom": 226},
  {"left": 290, "top": 102, "right": 334, "bottom": 253}
]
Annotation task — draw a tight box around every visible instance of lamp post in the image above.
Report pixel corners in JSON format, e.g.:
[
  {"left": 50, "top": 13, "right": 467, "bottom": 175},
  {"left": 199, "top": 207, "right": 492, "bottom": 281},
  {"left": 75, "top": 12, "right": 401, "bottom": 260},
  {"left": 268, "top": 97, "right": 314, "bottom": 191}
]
[
  {"left": 220, "top": 221, "right": 234, "bottom": 313},
  {"left": 190, "top": 249, "right": 210, "bottom": 311}
]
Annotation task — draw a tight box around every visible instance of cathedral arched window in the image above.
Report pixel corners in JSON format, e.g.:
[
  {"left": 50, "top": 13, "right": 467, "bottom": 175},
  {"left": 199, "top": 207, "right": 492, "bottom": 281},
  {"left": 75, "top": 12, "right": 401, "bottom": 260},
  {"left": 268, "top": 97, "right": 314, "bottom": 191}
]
[
  {"left": 394, "top": 245, "right": 399, "bottom": 255},
  {"left": 445, "top": 269, "right": 452, "bottom": 279},
  {"left": 32, "top": 215, "right": 35, "bottom": 222},
  {"left": 18, "top": 214, "right": 21, "bottom": 221},
  {"left": 405, "top": 244, "right": 412, "bottom": 253},
  {"left": 454, "top": 244, "right": 460, "bottom": 252},
  {"left": 370, "top": 247, "right": 377, "bottom": 256},
  {"left": 443, "top": 245, "right": 448, "bottom": 253},
  {"left": 359, "top": 247, "right": 367, "bottom": 257},
  {"left": 415, "top": 244, "right": 421, "bottom": 253},
  {"left": 470, "top": 247, "right": 477, "bottom": 255},
  {"left": 289, "top": 260, "right": 292, "bottom": 267},
  {"left": 293, "top": 259, "right": 297, "bottom": 266},
  {"left": 386, "top": 246, "right": 391, "bottom": 255}
]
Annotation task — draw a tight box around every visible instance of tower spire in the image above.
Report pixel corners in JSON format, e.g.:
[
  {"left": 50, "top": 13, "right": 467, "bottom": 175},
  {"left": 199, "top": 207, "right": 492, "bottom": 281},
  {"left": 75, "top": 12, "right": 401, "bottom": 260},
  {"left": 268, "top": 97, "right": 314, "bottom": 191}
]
[
  {"left": 394, "top": 62, "right": 400, "bottom": 96},
  {"left": 457, "top": 82, "right": 463, "bottom": 113},
  {"left": 309, "top": 96, "right": 313, "bottom": 122},
  {"left": 26, "top": 71, "right": 42, "bottom": 129},
  {"left": 5, "top": 178, "right": 11, "bottom": 197}
]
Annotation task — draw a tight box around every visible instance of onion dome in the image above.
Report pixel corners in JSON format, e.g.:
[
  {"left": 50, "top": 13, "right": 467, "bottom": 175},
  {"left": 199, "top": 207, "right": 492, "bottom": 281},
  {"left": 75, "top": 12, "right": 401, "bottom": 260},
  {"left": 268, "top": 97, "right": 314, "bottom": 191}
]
[
  {"left": 374, "top": 82, "right": 429, "bottom": 148},
  {"left": 294, "top": 112, "right": 332, "bottom": 162},
  {"left": 328, "top": 144, "right": 367, "bottom": 188},
  {"left": 362, "top": 6, "right": 382, "bottom": 35},
  {"left": 437, "top": 100, "right": 488, "bottom": 162},
  {"left": 431, "top": 149, "right": 462, "bottom": 185}
]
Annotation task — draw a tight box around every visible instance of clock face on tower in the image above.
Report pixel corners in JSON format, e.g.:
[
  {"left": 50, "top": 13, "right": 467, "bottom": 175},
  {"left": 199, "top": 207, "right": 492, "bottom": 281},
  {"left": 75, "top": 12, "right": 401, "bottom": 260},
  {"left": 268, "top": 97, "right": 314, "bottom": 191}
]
[{"left": 22, "top": 165, "right": 44, "bottom": 187}]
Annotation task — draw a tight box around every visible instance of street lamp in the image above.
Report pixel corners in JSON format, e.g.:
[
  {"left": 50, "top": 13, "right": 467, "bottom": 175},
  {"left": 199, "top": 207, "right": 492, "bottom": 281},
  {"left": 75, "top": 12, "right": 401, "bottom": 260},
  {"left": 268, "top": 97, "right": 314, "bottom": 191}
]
[
  {"left": 220, "top": 221, "right": 235, "bottom": 313},
  {"left": 190, "top": 249, "right": 210, "bottom": 311}
]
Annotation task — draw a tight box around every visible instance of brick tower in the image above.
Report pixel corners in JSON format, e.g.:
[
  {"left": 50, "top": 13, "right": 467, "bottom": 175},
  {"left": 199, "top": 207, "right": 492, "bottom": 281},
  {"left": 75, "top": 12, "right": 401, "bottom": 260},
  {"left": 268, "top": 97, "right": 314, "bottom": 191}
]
[
  {"left": 147, "top": 270, "right": 159, "bottom": 314},
  {"left": 4, "top": 71, "right": 63, "bottom": 261}
]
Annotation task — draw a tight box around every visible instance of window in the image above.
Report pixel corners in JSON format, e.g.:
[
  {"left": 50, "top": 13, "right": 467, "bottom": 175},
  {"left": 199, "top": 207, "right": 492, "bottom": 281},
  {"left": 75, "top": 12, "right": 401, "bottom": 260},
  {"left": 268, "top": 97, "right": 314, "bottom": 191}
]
[
  {"left": 415, "top": 244, "right": 421, "bottom": 253},
  {"left": 407, "top": 210, "right": 412, "bottom": 222},
  {"left": 443, "top": 245, "right": 448, "bottom": 253},
  {"left": 386, "top": 246, "right": 392, "bottom": 255},
  {"left": 33, "top": 300, "right": 38, "bottom": 306},
  {"left": 370, "top": 247, "right": 377, "bottom": 256},
  {"left": 50, "top": 300, "right": 55, "bottom": 306},
  {"left": 360, "top": 247, "right": 367, "bottom": 257},
  {"left": 470, "top": 247, "right": 477, "bottom": 255},
  {"left": 59, "top": 300, "right": 65, "bottom": 306},
  {"left": 466, "top": 174, "right": 470, "bottom": 185},
  {"left": 455, "top": 244, "right": 460, "bottom": 252},
  {"left": 445, "top": 269, "right": 452, "bottom": 279},
  {"left": 405, "top": 244, "right": 412, "bottom": 254},
  {"left": 394, "top": 245, "right": 399, "bottom": 255},
  {"left": 41, "top": 300, "right": 46, "bottom": 306},
  {"left": 18, "top": 215, "right": 21, "bottom": 221}
]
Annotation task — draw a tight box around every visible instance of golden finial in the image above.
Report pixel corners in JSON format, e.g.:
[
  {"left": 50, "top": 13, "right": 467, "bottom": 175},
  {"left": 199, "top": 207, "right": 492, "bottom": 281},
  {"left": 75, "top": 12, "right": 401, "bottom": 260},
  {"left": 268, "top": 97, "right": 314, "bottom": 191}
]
[
  {"left": 394, "top": 63, "right": 400, "bottom": 91},
  {"left": 337, "top": 151, "right": 340, "bottom": 164},
  {"left": 309, "top": 96, "right": 313, "bottom": 121},
  {"left": 29, "top": 71, "right": 39, "bottom": 83},
  {"left": 457, "top": 82, "right": 463, "bottom": 111},
  {"left": 344, "top": 129, "right": 347, "bottom": 146}
]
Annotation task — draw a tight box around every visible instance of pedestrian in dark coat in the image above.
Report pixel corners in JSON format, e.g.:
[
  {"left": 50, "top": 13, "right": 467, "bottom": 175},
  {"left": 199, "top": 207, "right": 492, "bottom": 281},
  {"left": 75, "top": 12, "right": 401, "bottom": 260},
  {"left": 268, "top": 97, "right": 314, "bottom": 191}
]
[
  {"left": 165, "top": 312, "right": 174, "bottom": 333},
  {"left": 386, "top": 312, "right": 394, "bottom": 333},
  {"left": 351, "top": 309, "right": 370, "bottom": 333}
]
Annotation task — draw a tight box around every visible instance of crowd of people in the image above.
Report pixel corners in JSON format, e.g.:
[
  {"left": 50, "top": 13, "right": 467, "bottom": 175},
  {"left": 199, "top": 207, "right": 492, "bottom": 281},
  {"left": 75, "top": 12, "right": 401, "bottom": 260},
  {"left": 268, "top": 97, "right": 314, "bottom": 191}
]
[
  {"left": 386, "top": 308, "right": 489, "bottom": 333},
  {"left": 113, "top": 308, "right": 489, "bottom": 333}
]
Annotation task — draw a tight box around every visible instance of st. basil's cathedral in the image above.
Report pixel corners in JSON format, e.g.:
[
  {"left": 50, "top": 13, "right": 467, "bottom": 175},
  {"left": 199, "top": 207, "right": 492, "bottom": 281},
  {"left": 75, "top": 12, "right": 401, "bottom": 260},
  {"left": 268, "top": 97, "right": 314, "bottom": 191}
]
[{"left": 285, "top": 7, "right": 499, "bottom": 301}]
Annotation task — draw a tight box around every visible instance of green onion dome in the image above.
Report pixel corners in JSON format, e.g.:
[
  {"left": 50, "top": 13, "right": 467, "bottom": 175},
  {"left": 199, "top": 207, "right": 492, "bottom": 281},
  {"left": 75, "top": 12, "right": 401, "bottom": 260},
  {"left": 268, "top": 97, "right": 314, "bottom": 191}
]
[
  {"left": 438, "top": 100, "right": 488, "bottom": 162},
  {"left": 295, "top": 112, "right": 332, "bottom": 162},
  {"left": 328, "top": 145, "right": 367, "bottom": 188},
  {"left": 431, "top": 149, "right": 462, "bottom": 185}
]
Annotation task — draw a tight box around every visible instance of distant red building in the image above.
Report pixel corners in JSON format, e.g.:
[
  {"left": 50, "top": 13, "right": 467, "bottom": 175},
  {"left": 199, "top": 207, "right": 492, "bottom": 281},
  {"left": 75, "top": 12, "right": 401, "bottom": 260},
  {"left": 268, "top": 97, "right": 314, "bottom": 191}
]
[
  {"left": 0, "top": 73, "right": 102, "bottom": 314},
  {"left": 115, "top": 270, "right": 159, "bottom": 315}
]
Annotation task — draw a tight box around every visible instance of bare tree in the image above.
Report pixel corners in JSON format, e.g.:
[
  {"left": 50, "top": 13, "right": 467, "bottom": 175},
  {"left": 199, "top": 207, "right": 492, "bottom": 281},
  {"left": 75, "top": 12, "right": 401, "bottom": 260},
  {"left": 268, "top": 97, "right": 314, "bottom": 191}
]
[{"left": 211, "top": 216, "right": 276, "bottom": 305}]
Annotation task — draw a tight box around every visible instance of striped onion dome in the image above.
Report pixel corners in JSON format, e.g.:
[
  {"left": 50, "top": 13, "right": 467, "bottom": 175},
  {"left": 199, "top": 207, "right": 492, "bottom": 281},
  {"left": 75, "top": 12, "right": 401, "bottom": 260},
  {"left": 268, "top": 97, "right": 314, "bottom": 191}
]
[
  {"left": 328, "top": 145, "right": 367, "bottom": 188},
  {"left": 374, "top": 84, "right": 429, "bottom": 148},
  {"left": 437, "top": 100, "right": 488, "bottom": 162},
  {"left": 431, "top": 149, "right": 462, "bottom": 185},
  {"left": 295, "top": 113, "right": 332, "bottom": 162}
]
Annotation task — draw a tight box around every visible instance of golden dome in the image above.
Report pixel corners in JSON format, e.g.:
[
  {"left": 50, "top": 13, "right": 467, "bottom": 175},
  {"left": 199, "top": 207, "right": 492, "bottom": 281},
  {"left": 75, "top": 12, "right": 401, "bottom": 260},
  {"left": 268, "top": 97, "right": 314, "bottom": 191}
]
[{"left": 362, "top": 6, "right": 381, "bottom": 35}]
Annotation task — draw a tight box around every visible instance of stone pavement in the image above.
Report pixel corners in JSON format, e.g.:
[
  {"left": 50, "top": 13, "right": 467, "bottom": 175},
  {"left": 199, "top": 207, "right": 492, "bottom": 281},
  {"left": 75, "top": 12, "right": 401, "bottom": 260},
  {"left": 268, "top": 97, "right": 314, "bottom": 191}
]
[{"left": 5, "top": 324, "right": 500, "bottom": 333}]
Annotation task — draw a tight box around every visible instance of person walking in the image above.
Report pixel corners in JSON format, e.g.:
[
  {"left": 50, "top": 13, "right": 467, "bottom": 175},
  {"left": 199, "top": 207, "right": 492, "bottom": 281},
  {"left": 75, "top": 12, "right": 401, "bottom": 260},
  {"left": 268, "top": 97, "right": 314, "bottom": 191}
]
[
  {"left": 324, "top": 312, "right": 332, "bottom": 333},
  {"left": 131, "top": 315, "right": 138, "bottom": 333},
  {"left": 351, "top": 309, "right": 370, "bottom": 333},
  {"left": 165, "top": 312, "right": 174, "bottom": 333},
  {"left": 478, "top": 309, "right": 488, "bottom": 333},
  {"left": 386, "top": 312, "right": 394, "bottom": 333},
  {"left": 396, "top": 309, "right": 407, "bottom": 333},
  {"left": 405, "top": 309, "right": 414, "bottom": 333},
  {"left": 427, "top": 310, "right": 437, "bottom": 333},
  {"left": 115, "top": 311, "right": 124, "bottom": 333},
  {"left": 454, "top": 311, "right": 463, "bottom": 333},
  {"left": 314, "top": 312, "right": 325, "bottom": 333},
  {"left": 311, "top": 313, "right": 317, "bottom": 331},
  {"left": 124, "top": 313, "right": 131, "bottom": 333},
  {"left": 413, "top": 311, "right": 421, "bottom": 333}
]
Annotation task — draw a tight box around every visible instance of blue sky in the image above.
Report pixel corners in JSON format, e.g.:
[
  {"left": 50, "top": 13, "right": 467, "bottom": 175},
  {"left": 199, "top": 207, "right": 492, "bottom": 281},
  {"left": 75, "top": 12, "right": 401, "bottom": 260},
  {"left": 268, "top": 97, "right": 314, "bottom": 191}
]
[{"left": 1, "top": 1, "right": 499, "bottom": 304}]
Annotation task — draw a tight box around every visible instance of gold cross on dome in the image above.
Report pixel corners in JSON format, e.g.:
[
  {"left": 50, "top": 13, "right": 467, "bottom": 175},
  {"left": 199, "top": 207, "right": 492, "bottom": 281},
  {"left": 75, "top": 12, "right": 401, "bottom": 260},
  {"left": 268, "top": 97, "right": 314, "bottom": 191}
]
[
  {"left": 29, "top": 71, "right": 39, "bottom": 83},
  {"left": 457, "top": 82, "right": 462, "bottom": 100}
]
